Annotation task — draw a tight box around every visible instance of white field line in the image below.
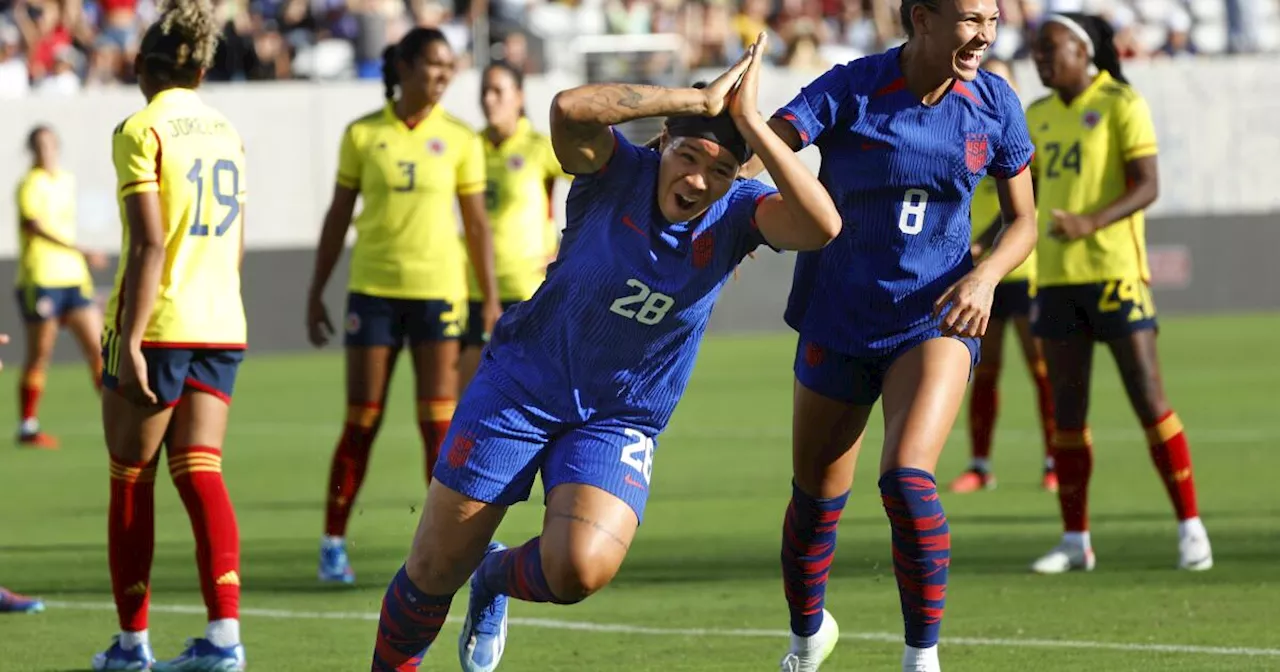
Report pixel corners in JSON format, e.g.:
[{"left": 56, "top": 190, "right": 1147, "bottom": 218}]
[
  {"left": 37, "top": 422, "right": 1280, "bottom": 445},
  {"left": 42, "top": 600, "right": 1280, "bottom": 658}
]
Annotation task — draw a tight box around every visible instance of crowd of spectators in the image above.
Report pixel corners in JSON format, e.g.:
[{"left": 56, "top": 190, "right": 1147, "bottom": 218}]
[{"left": 1, "top": 0, "right": 1277, "bottom": 97}]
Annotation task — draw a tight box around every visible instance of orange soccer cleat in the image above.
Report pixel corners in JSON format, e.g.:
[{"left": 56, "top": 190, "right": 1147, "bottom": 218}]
[{"left": 18, "top": 432, "right": 59, "bottom": 450}]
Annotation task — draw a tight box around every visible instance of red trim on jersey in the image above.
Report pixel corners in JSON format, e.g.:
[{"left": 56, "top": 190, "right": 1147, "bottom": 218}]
[
  {"left": 991, "top": 155, "right": 1032, "bottom": 180},
  {"left": 749, "top": 193, "right": 770, "bottom": 230},
  {"left": 149, "top": 127, "right": 163, "bottom": 182},
  {"left": 121, "top": 179, "right": 158, "bottom": 191},
  {"left": 184, "top": 377, "right": 232, "bottom": 405},
  {"left": 140, "top": 341, "right": 248, "bottom": 350},
  {"left": 776, "top": 113, "right": 810, "bottom": 145},
  {"left": 952, "top": 81, "right": 982, "bottom": 105},
  {"left": 874, "top": 78, "right": 907, "bottom": 97},
  {"left": 620, "top": 215, "right": 645, "bottom": 237}
]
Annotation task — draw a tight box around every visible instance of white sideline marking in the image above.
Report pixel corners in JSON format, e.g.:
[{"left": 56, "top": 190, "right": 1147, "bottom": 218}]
[{"left": 44, "top": 600, "right": 1280, "bottom": 658}]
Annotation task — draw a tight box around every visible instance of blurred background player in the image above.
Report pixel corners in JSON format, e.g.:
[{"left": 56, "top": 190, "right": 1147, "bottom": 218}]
[
  {"left": 13, "top": 124, "right": 108, "bottom": 449},
  {"left": 948, "top": 57, "right": 1057, "bottom": 494},
  {"left": 305, "top": 26, "right": 501, "bottom": 586},
  {"left": 1026, "top": 13, "right": 1211, "bottom": 575},
  {"left": 93, "top": 0, "right": 249, "bottom": 668},
  {"left": 0, "top": 331, "right": 46, "bottom": 615},
  {"left": 370, "top": 34, "right": 842, "bottom": 672},
  {"left": 458, "top": 60, "right": 569, "bottom": 392},
  {"left": 760, "top": 0, "right": 1037, "bottom": 669}
]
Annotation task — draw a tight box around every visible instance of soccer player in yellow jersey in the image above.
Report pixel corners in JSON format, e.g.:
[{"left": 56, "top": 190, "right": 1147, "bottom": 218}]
[
  {"left": 949, "top": 58, "right": 1058, "bottom": 495},
  {"left": 458, "top": 61, "right": 570, "bottom": 391},
  {"left": 13, "top": 125, "right": 108, "bottom": 449},
  {"left": 306, "top": 26, "right": 500, "bottom": 585},
  {"left": 1026, "top": 13, "right": 1211, "bottom": 576},
  {"left": 93, "top": 1, "right": 249, "bottom": 669}
]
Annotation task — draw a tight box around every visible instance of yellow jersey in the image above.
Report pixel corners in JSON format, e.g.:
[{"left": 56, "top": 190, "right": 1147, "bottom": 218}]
[
  {"left": 467, "top": 118, "right": 568, "bottom": 301},
  {"left": 337, "top": 102, "right": 485, "bottom": 301},
  {"left": 970, "top": 175, "right": 1035, "bottom": 283},
  {"left": 106, "top": 88, "right": 248, "bottom": 347},
  {"left": 15, "top": 167, "right": 90, "bottom": 288},
  {"left": 1027, "top": 71, "right": 1158, "bottom": 287}
]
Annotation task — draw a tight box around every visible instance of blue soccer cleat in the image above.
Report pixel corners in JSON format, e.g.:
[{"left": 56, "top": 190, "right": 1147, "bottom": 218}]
[
  {"left": 0, "top": 587, "right": 45, "bottom": 614},
  {"left": 91, "top": 636, "right": 156, "bottom": 671},
  {"left": 318, "top": 536, "right": 356, "bottom": 584},
  {"left": 458, "top": 542, "right": 509, "bottom": 672},
  {"left": 153, "top": 638, "right": 245, "bottom": 672}
]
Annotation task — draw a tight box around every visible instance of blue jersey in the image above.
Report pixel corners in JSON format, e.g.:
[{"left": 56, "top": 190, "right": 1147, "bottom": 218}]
[
  {"left": 483, "top": 130, "right": 776, "bottom": 432},
  {"left": 777, "top": 47, "right": 1034, "bottom": 356}
]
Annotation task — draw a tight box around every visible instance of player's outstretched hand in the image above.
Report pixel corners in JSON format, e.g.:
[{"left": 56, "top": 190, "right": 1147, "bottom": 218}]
[
  {"left": 1049, "top": 209, "right": 1097, "bottom": 241},
  {"left": 82, "top": 250, "right": 110, "bottom": 271},
  {"left": 118, "top": 346, "right": 158, "bottom": 407},
  {"left": 933, "top": 271, "right": 997, "bottom": 338},
  {"left": 307, "top": 296, "right": 334, "bottom": 348},
  {"left": 729, "top": 33, "right": 767, "bottom": 123},
  {"left": 701, "top": 41, "right": 755, "bottom": 117}
]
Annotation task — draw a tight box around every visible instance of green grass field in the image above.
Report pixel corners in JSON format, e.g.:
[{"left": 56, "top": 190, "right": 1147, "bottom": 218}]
[{"left": 3, "top": 312, "right": 1280, "bottom": 671}]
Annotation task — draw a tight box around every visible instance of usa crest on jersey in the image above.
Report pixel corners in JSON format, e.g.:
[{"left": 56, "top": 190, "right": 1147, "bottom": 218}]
[{"left": 964, "top": 133, "right": 989, "bottom": 173}]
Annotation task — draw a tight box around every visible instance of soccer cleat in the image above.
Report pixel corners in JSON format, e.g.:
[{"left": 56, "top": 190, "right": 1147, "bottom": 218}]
[
  {"left": 902, "top": 644, "right": 941, "bottom": 672},
  {"left": 947, "top": 469, "right": 995, "bottom": 494},
  {"left": 1030, "top": 542, "right": 1096, "bottom": 574},
  {"left": 459, "top": 542, "right": 509, "bottom": 672},
  {"left": 0, "top": 587, "right": 45, "bottom": 613},
  {"left": 153, "top": 638, "right": 245, "bottom": 672},
  {"left": 1041, "top": 470, "right": 1059, "bottom": 493},
  {"left": 18, "top": 431, "right": 58, "bottom": 450},
  {"left": 779, "top": 608, "right": 839, "bottom": 672},
  {"left": 318, "top": 536, "right": 356, "bottom": 584},
  {"left": 91, "top": 636, "right": 156, "bottom": 671},
  {"left": 1178, "top": 530, "right": 1213, "bottom": 571}
]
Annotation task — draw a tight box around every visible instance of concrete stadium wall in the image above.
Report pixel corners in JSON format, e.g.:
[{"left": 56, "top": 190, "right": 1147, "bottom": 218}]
[
  {"left": 3, "top": 59, "right": 1279, "bottom": 361},
  {"left": 4, "top": 210, "right": 1277, "bottom": 363}
]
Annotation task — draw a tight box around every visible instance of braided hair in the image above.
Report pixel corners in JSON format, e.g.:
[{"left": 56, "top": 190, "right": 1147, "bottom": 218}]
[
  {"left": 137, "top": 0, "right": 221, "bottom": 88},
  {"left": 1046, "top": 13, "right": 1128, "bottom": 84},
  {"left": 381, "top": 27, "right": 450, "bottom": 100}
]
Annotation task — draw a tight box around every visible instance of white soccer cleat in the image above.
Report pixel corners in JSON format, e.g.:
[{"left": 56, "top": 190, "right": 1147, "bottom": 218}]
[
  {"left": 779, "top": 609, "right": 839, "bottom": 672},
  {"left": 902, "top": 644, "right": 941, "bottom": 672},
  {"left": 1178, "top": 530, "right": 1214, "bottom": 571},
  {"left": 1030, "top": 542, "right": 1096, "bottom": 574}
]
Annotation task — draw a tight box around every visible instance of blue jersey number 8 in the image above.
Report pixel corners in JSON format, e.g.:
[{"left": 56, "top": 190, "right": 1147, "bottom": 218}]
[{"left": 187, "top": 158, "right": 241, "bottom": 237}]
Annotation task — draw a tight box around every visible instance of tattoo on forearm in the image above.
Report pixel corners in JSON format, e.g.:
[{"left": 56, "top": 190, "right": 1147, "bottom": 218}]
[
  {"left": 547, "top": 511, "right": 630, "bottom": 550},
  {"left": 560, "top": 83, "right": 699, "bottom": 136}
]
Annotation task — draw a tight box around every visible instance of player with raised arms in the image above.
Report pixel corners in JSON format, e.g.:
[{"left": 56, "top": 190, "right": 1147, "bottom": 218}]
[
  {"left": 93, "top": 0, "right": 249, "bottom": 669},
  {"left": 1026, "top": 13, "right": 1211, "bottom": 574},
  {"left": 948, "top": 57, "right": 1058, "bottom": 494},
  {"left": 756, "top": 0, "right": 1038, "bottom": 669},
  {"left": 370, "top": 33, "right": 841, "bottom": 672},
  {"left": 458, "top": 60, "right": 569, "bottom": 392},
  {"left": 13, "top": 125, "right": 108, "bottom": 449},
  {"left": 306, "top": 27, "right": 501, "bottom": 585}
]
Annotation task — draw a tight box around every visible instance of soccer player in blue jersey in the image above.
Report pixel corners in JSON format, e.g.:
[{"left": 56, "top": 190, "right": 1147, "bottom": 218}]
[
  {"left": 755, "top": 1, "right": 1039, "bottom": 670},
  {"left": 369, "top": 34, "right": 841, "bottom": 672}
]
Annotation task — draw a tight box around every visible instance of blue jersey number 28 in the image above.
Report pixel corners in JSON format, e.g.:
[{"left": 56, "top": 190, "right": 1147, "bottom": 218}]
[{"left": 187, "top": 158, "right": 241, "bottom": 237}]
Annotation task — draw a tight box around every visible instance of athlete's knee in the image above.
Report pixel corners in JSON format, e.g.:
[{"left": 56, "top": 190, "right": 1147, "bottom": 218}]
[
  {"left": 405, "top": 540, "right": 477, "bottom": 595},
  {"left": 539, "top": 540, "right": 618, "bottom": 603},
  {"left": 973, "top": 361, "right": 1001, "bottom": 382}
]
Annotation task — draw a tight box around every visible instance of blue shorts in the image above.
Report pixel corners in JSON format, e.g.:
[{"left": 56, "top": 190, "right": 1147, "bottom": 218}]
[
  {"left": 991, "top": 279, "right": 1032, "bottom": 320},
  {"left": 102, "top": 333, "right": 243, "bottom": 407},
  {"left": 343, "top": 292, "right": 463, "bottom": 347},
  {"left": 15, "top": 284, "right": 93, "bottom": 323},
  {"left": 794, "top": 333, "right": 980, "bottom": 406},
  {"left": 462, "top": 300, "right": 522, "bottom": 349},
  {"left": 433, "top": 368, "right": 657, "bottom": 522},
  {"left": 1032, "top": 280, "right": 1158, "bottom": 342}
]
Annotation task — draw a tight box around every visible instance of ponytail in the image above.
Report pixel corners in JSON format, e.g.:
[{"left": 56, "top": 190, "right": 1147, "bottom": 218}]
[{"left": 381, "top": 44, "right": 398, "bottom": 100}]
